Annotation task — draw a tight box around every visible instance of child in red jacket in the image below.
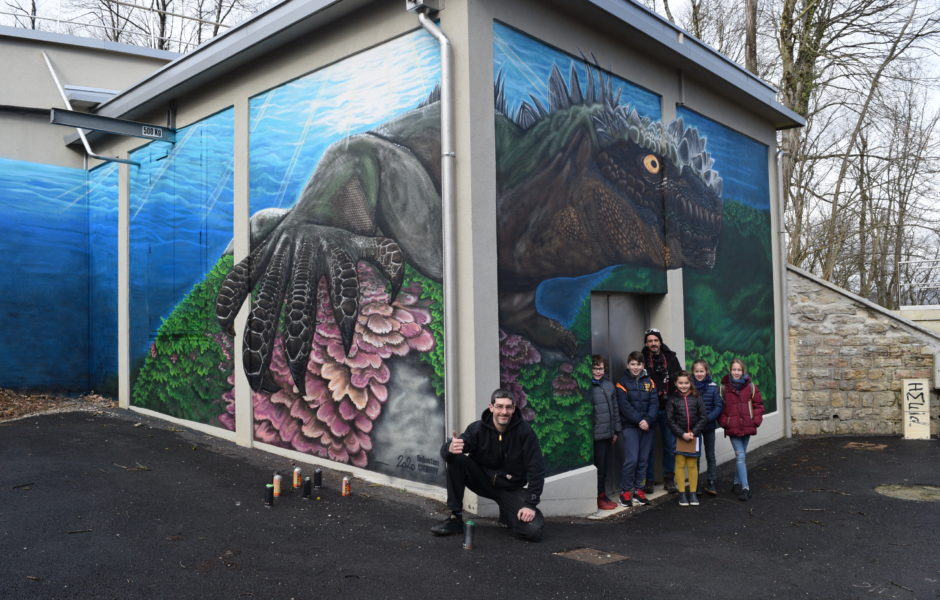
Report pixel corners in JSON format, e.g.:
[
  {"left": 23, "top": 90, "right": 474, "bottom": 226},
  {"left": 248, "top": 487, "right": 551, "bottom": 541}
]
[{"left": 718, "top": 358, "right": 765, "bottom": 501}]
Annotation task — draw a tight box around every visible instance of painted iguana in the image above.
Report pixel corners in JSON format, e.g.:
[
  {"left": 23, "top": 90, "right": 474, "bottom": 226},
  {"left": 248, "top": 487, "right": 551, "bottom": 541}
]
[{"left": 216, "top": 64, "right": 723, "bottom": 393}]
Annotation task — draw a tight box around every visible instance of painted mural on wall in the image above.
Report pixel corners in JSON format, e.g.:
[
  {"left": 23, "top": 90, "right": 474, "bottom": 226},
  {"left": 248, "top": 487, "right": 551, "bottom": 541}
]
[
  {"left": 89, "top": 162, "right": 120, "bottom": 395},
  {"left": 679, "top": 108, "right": 776, "bottom": 412},
  {"left": 0, "top": 157, "right": 90, "bottom": 391},
  {"left": 129, "top": 108, "right": 235, "bottom": 425},
  {"left": 231, "top": 30, "right": 444, "bottom": 479},
  {"left": 493, "top": 23, "right": 730, "bottom": 473},
  {"left": 136, "top": 30, "right": 446, "bottom": 483}
]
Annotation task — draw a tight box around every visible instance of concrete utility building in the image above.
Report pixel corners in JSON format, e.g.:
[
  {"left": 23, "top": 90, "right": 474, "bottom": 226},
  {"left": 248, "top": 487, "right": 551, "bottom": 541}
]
[{"left": 0, "top": 0, "right": 802, "bottom": 515}]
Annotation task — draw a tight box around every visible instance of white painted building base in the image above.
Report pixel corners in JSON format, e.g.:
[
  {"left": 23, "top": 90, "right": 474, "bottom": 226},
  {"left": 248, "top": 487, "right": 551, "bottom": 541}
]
[
  {"left": 474, "top": 465, "right": 597, "bottom": 518},
  {"left": 129, "top": 403, "right": 785, "bottom": 517}
]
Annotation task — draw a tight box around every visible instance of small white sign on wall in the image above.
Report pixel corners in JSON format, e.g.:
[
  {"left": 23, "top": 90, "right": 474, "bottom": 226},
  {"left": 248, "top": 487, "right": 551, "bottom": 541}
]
[{"left": 902, "top": 379, "right": 931, "bottom": 440}]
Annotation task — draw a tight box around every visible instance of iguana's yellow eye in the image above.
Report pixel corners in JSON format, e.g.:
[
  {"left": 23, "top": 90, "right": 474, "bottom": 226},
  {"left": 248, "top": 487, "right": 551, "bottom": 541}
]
[{"left": 643, "top": 154, "right": 661, "bottom": 174}]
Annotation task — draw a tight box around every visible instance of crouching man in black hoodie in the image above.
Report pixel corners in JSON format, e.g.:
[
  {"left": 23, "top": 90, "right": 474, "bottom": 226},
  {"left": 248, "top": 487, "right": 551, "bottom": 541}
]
[{"left": 430, "top": 389, "right": 546, "bottom": 542}]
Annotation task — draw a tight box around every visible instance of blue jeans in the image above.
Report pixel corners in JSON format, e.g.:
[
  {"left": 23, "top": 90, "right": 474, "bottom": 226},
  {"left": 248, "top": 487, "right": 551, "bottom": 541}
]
[
  {"left": 646, "top": 410, "right": 676, "bottom": 483},
  {"left": 730, "top": 435, "right": 751, "bottom": 490},
  {"left": 620, "top": 427, "right": 653, "bottom": 491}
]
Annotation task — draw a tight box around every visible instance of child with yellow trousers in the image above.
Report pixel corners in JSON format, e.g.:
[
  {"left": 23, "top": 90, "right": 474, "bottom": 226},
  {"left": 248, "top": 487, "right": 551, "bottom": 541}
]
[{"left": 665, "top": 371, "right": 707, "bottom": 506}]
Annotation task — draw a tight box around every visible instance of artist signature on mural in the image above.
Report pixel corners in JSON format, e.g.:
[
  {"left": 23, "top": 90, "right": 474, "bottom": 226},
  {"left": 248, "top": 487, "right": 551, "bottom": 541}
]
[{"left": 397, "top": 454, "right": 440, "bottom": 475}]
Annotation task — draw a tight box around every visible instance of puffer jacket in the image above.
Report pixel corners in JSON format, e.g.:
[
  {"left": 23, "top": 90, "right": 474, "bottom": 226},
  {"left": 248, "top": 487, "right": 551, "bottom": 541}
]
[
  {"left": 718, "top": 374, "right": 764, "bottom": 437},
  {"left": 694, "top": 376, "right": 723, "bottom": 432},
  {"left": 441, "top": 407, "right": 546, "bottom": 508},
  {"left": 615, "top": 369, "right": 658, "bottom": 429},
  {"left": 590, "top": 377, "right": 621, "bottom": 441},
  {"left": 665, "top": 392, "right": 707, "bottom": 438}
]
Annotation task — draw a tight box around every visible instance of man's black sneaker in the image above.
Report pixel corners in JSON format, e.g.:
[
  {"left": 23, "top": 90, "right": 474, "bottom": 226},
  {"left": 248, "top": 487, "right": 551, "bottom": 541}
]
[
  {"left": 738, "top": 488, "right": 751, "bottom": 502},
  {"left": 430, "top": 515, "right": 464, "bottom": 536},
  {"left": 642, "top": 482, "right": 655, "bottom": 495},
  {"left": 665, "top": 479, "right": 678, "bottom": 494}
]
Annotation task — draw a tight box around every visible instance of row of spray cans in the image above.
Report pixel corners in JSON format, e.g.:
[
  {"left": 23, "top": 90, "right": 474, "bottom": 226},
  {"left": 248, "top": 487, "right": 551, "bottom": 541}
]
[{"left": 264, "top": 466, "right": 351, "bottom": 506}]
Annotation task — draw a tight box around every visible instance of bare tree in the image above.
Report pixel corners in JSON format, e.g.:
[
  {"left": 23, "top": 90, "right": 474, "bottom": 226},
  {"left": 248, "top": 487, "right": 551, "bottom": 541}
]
[
  {"left": 4, "top": 0, "right": 39, "bottom": 29},
  {"left": 745, "top": 0, "right": 758, "bottom": 73},
  {"left": 649, "top": 0, "right": 940, "bottom": 308}
]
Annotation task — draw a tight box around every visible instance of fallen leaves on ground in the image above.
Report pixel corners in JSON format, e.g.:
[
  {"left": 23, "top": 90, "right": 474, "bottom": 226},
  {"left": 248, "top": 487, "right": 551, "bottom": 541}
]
[{"left": 0, "top": 388, "right": 116, "bottom": 422}]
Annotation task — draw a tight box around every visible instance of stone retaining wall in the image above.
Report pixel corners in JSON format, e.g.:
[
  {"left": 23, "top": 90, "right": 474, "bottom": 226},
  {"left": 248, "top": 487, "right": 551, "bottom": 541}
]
[{"left": 787, "top": 266, "right": 940, "bottom": 437}]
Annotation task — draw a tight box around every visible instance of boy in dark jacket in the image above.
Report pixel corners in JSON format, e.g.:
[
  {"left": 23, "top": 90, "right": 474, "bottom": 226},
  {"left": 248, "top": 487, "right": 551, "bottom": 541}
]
[
  {"left": 590, "top": 355, "right": 621, "bottom": 510},
  {"left": 666, "top": 371, "right": 706, "bottom": 506},
  {"left": 615, "top": 351, "right": 657, "bottom": 506},
  {"left": 431, "top": 389, "right": 546, "bottom": 541}
]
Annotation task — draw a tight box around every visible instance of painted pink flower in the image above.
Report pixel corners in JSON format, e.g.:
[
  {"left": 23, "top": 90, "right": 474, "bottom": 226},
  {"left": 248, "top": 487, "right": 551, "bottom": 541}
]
[
  {"left": 218, "top": 263, "right": 434, "bottom": 467},
  {"left": 552, "top": 362, "right": 579, "bottom": 396},
  {"left": 498, "top": 329, "right": 540, "bottom": 422}
]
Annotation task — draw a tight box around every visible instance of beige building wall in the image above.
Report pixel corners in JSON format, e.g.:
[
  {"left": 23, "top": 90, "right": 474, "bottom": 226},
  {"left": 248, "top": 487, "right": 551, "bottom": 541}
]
[
  {"left": 898, "top": 307, "right": 940, "bottom": 336},
  {"left": 0, "top": 27, "right": 176, "bottom": 167}
]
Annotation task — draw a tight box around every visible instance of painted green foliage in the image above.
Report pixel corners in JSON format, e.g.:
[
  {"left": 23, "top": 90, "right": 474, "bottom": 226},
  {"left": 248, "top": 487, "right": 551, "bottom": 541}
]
[
  {"left": 684, "top": 201, "right": 777, "bottom": 410},
  {"left": 520, "top": 355, "right": 594, "bottom": 472},
  {"left": 132, "top": 256, "right": 446, "bottom": 429},
  {"left": 132, "top": 256, "right": 234, "bottom": 424},
  {"left": 406, "top": 265, "right": 445, "bottom": 398}
]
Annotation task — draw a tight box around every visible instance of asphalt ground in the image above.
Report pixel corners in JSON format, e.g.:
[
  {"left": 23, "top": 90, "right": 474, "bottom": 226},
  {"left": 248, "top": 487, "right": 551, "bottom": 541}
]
[{"left": 1, "top": 409, "right": 938, "bottom": 600}]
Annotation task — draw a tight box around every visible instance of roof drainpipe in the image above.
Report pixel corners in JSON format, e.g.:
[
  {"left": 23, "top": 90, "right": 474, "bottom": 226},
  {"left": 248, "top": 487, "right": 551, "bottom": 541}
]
[
  {"left": 776, "top": 148, "right": 793, "bottom": 438},
  {"left": 411, "top": 2, "right": 458, "bottom": 441}
]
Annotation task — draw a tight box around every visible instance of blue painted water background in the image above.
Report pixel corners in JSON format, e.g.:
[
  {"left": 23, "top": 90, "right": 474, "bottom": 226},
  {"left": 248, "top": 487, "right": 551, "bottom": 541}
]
[
  {"left": 128, "top": 109, "right": 235, "bottom": 366},
  {"left": 0, "top": 157, "right": 90, "bottom": 390},
  {"left": 249, "top": 29, "right": 440, "bottom": 213}
]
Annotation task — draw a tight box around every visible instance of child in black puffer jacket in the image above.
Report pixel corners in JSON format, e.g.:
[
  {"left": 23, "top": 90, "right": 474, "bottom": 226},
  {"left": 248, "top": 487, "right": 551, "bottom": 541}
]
[{"left": 666, "top": 371, "right": 706, "bottom": 506}]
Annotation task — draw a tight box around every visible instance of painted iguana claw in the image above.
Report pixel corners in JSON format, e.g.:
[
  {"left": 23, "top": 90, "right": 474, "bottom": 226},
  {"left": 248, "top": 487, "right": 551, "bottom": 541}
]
[{"left": 216, "top": 223, "right": 404, "bottom": 394}]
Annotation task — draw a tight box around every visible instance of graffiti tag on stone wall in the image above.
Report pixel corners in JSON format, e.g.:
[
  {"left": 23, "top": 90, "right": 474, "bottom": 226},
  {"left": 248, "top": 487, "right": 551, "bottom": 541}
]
[{"left": 902, "top": 379, "right": 930, "bottom": 439}]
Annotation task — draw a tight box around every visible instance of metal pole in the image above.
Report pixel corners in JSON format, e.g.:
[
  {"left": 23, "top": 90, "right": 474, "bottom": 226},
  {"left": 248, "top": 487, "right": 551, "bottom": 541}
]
[
  {"left": 42, "top": 51, "right": 138, "bottom": 166},
  {"left": 416, "top": 10, "right": 458, "bottom": 441}
]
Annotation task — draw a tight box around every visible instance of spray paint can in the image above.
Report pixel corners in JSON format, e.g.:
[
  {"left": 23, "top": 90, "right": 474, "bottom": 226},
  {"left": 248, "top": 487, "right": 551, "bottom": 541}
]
[
  {"left": 313, "top": 468, "right": 322, "bottom": 489},
  {"left": 273, "top": 473, "right": 283, "bottom": 498},
  {"left": 341, "top": 476, "right": 351, "bottom": 497},
  {"left": 293, "top": 466, "right": 302, "bottom": 489},
  {"left": 302, "top": 476, "right": 312, "bottom": 499},
  {"left": 462, "top": 520, "right": 475, "bottom": 550},
  {"left": 264, "top": 483, "right": 274, "bottom": 507}
]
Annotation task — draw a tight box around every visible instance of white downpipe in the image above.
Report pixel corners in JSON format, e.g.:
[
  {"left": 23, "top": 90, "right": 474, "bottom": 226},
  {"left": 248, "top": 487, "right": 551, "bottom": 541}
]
[
  {"left": 776, "top": 148, "right": 793, "bottom": 437},
  {"left": 416, "top": 11, "right": 458, "bottom": 441}
]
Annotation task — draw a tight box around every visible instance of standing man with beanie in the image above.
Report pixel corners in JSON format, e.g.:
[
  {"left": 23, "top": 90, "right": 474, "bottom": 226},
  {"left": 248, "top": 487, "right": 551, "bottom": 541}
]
[
  {"left": 431, "top": 389, "right": 546, "bottom": 541},
  {"left": 641, "top": 328, "right": 683, "bottom": 493}
]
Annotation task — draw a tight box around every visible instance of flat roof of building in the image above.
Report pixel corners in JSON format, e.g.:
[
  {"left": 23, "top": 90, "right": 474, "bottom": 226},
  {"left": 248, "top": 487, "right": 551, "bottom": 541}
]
[{"left": 0, "top": 25, "right": 180, "bottom": 61}]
